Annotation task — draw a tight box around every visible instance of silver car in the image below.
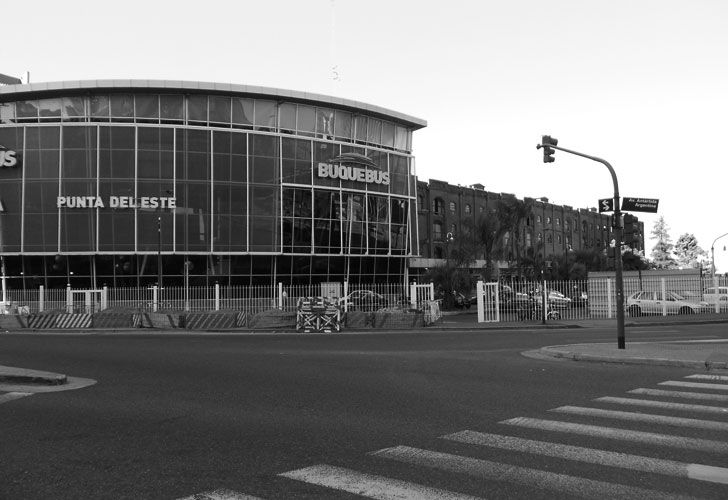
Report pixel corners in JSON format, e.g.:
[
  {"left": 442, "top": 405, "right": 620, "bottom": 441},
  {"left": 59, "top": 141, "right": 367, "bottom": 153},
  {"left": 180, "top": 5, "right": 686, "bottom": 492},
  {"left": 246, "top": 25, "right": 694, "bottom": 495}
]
[{"left": 626, "top": 291, "right": 709, "bottom": 316}]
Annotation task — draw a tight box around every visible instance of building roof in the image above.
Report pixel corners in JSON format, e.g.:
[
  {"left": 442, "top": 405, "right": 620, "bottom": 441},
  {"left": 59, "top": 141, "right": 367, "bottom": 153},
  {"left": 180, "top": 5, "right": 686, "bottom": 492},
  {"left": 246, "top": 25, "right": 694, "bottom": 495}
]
[{"left": 0, "top": 79, "right": 427, "bottom": 129}]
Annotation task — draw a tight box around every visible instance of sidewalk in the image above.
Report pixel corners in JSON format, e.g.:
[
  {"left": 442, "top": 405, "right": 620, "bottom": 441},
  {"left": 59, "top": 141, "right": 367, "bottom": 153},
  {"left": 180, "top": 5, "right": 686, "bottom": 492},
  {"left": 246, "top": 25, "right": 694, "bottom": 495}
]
[{"left": 2, "top": 313, "right": 728, "bottom": 385}]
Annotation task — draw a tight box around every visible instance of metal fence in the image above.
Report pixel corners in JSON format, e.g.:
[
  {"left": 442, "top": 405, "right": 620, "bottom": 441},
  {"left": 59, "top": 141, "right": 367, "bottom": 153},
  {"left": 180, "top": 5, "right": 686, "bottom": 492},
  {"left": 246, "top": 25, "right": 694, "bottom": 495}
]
[
  {"left": 1, "top": 281, "right": 423, "bottom": 316},
  {"left": 477, "top": 274, "right": 728, "bottom": 323}
]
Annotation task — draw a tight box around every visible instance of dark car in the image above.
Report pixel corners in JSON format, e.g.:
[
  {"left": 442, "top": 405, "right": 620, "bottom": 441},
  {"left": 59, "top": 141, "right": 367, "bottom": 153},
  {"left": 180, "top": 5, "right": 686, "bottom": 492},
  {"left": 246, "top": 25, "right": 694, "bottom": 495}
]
[{"left": 570, "top": 290, "right": 588, "bottom": 308}]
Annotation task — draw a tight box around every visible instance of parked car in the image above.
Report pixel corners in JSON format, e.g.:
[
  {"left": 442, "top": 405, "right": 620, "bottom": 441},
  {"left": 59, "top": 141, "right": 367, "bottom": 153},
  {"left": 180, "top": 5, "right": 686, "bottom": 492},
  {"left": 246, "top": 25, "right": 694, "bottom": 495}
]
[
  {"left": 341, "top": 290, "right": 388, "bottom": 311},
  {"left": 570, "top": 290, "right": 588, "bottom": 308},
  {"left": 704, "top": 286, "right": 728, "bottom": 311},
  {"left": 626, "top": 290, "right": 709, "bottom": 316}
]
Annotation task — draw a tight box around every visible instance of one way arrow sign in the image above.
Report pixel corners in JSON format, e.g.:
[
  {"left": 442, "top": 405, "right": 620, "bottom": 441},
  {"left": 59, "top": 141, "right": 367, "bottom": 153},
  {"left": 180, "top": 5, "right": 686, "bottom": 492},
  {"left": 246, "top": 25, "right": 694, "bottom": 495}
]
[{"left": 598, "top": 198, "right": 614, "bottom": 213}]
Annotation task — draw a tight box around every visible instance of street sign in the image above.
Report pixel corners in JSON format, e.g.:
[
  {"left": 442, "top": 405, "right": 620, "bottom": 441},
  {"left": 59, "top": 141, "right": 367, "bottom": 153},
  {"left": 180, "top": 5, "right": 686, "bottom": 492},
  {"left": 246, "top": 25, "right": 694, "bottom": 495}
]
[
  {"left": 621, "top": 197, "right": 659, "bottom": 213},
  {"left": 598, "top": 198, "right": 614, "bottom": 213}
]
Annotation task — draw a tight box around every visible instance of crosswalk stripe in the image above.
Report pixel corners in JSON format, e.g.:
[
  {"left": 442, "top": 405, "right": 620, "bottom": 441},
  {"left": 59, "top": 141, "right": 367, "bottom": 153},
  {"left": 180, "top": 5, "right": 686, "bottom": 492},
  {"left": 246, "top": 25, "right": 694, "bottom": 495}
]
[
  {"left": 443, "top": 430, "right": 728, "bottom": 485},
  {"left": 0, "top": 392, "right": 32, "bottom": 405},
  {"left": 501, "top": 417, "right": 728, "bottom": 453},
  {"left": 595, "top": 396, "right": 728, "bottom": 415},
  {"left": 628, "top": 388, "right": 728, "bottom": 402},
  {"left": 371, "top": 445, "right": 695, "bottom": 500},
  {"left": 176, "top": 489, "right": 263, "bottom": 500},
  {"left": 551, "top": 405, "right": 728, "bottom": 431},
  {"left": 659, "top": 381, "right": 728, "bottom": 391},
  {"left": 279, "top": 464, "right": 479, "bottom": 500},
  {"left": 686, "top": 374, "right": 728, "bottom": 382}
]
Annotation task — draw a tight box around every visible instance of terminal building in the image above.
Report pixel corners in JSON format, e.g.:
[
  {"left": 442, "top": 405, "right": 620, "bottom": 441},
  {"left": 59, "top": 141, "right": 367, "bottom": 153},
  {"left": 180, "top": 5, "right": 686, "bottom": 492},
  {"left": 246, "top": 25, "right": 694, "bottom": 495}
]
[{"left": 0, "top": 80, "right": 426, "bottom": 289}]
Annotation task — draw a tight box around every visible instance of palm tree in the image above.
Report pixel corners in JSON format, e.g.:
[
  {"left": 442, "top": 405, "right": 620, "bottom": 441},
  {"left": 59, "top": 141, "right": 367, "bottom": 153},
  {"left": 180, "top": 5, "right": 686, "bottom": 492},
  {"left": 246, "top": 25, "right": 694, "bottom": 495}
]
[
  {"left": 476, "top": 214, "right": 505, "bottom": 281},
  {"left": 496, "top": 197, "right": 534, "bottom": 278}
]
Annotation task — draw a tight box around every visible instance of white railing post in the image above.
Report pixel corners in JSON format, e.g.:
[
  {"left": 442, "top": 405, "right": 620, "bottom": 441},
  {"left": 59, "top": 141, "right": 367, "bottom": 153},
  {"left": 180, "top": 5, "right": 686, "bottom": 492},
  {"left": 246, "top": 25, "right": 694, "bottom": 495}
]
[
  {"left": 661, "top": 278, "right": 667, "bottom": 316},
  {"left": 477, "top": 280, "right": 484, "bottom": 323},
  {"left": 66, "top": 284, "right": 73, "bottom": 313},
  {"left": 429, "top": 281, "right": 435, "bottom": 301},
  {"left": 343, "top": 280, "right": 349, "bottom": 312},
  {"left": 607, "top": 278, "right": 613, "bottom": 318},
  {"left": 152, "top": 285, "right": 159, "bottom": 312},
  {"left": 215, "top": 283, "right": 220, "bottom": 311},
  {"left": 102, "top": 286, "right": 108, "bottom": 311},
  {"left": 277, "top": 282, "right": 283, "bottom": 310},
  {"left": 410, "top": 282, "right": 417, "bottom": 309},
  {"left": 39, "top": 285, "right": 44, "bottom": 313}
]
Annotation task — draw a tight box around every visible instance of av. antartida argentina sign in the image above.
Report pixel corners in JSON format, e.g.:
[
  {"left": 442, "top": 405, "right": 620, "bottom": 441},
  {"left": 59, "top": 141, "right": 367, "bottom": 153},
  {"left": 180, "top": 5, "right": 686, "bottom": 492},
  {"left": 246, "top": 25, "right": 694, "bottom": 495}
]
[
  {"left": 317, "top": 153, "right": 389, "bottom": 186},
  {"left": 57, "top": 196, "right": 176, "bottom": 209}
]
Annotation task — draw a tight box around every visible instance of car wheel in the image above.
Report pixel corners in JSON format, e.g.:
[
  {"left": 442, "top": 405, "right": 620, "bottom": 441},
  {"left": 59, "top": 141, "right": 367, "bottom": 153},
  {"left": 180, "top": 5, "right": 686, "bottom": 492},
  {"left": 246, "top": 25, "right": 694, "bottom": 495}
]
[
  {"left": 628, "top": 305, "right": 641, "bottom": 317},
  {"left": 679, "top": 306, "right": 694, "bottom": 315}
]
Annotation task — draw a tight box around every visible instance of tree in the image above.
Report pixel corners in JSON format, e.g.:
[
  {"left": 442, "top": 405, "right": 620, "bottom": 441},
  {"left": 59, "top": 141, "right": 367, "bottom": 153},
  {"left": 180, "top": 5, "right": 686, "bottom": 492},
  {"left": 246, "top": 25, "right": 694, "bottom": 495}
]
[
  {"left": 495, "top": 197, "right": 534, "bottom": 278},
  {"left": 674, "top": 233, "right": 708, "bottom": 269},
  {"left": 649, "top": 216, "right": 678, "bottom": 269},
  {"left": 476, "top": 214, "right": 506, "bottom": 281}
]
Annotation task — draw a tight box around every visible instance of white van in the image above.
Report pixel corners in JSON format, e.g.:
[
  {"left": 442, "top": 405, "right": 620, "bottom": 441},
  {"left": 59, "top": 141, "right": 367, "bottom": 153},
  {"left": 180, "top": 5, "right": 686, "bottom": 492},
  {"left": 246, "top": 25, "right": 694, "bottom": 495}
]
[{"left": 704, "top": 286, "right": 728, "bottom": 310}]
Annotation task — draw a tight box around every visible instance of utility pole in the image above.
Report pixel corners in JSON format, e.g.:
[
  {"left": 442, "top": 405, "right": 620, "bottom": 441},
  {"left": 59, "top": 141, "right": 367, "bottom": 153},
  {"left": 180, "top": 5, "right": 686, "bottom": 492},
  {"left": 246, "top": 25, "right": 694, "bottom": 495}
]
[{"left": 538, "top": 136, "right": 626, "bottom": 349}]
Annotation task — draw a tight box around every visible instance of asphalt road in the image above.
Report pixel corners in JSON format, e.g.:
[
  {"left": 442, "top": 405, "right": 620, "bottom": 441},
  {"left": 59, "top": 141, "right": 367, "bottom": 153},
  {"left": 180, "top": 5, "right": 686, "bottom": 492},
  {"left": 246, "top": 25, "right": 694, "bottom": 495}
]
[{"left": 1, "top": 324, "right": 727, "bottom": 499}]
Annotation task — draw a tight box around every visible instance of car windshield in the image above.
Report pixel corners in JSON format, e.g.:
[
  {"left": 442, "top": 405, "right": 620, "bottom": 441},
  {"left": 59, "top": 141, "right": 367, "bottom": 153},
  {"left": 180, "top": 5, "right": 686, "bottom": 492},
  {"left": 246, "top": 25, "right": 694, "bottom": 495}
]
[{"left": 666, "top": 292, "right": 685, "bottom": 301}]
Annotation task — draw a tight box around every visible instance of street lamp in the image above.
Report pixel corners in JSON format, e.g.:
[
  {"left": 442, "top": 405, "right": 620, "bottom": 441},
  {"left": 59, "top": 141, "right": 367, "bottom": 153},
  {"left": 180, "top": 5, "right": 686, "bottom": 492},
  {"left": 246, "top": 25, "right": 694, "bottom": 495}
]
[{"left": 711, "top": 232, "right": 728, "bottom": 278}]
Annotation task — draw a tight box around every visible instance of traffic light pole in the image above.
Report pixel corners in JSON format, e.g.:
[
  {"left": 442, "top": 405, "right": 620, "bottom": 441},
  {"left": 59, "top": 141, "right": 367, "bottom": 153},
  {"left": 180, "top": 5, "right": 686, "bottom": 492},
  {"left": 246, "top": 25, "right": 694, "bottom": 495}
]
[{"left": 537, "top": 143, "right": 626, "bottom": 349}]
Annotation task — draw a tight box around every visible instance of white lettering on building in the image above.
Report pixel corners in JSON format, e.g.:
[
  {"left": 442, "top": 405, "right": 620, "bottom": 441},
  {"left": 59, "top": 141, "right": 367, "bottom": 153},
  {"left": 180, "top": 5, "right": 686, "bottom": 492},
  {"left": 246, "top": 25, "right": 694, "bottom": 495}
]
[
  {"left": 0, "top": 148, "right": 18, "bottom": 167},
  {"left": 317, "top": 163, "right": 390, "bottom": 185},
  {"left": 57, "top": 196, "right": 176, "bottom": 209}
]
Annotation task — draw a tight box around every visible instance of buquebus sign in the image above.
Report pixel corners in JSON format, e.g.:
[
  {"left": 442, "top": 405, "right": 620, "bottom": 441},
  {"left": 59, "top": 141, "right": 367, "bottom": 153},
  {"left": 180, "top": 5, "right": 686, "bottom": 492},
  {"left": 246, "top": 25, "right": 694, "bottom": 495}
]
[
  {"left": 0, "top": 145, "right": 19, "bottom": 167},
  {"left": 317, "top": 152, "right": 390, "bottom": 186}
]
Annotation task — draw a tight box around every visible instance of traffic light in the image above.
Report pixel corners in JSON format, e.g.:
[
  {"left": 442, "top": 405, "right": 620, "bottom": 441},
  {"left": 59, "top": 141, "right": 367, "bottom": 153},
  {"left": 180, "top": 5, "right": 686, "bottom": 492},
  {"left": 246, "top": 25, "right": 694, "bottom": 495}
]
[
  {"left": 623, "top": 214, "right": 636, "bottom": 246},
  {"left": 542, "top": 135, "right": 557, "bottom": 163}
]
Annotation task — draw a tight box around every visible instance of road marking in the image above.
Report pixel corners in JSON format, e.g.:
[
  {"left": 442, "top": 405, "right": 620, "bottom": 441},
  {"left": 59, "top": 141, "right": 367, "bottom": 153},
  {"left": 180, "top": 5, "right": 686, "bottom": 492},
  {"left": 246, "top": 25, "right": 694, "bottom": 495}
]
[
  {"left": 177, "top": 489, "right": 263, "bottom": 500},
  {"left": 551, "top": 405, "right": 728, "bottom": 431},
  {"left": 628, "top": 388, "right": 728, "bottom": 402},
  {"left": 443, "top": 430, "right": 728, "bottom": 485},
  {"left": 595, "top": 396, "right": 728, "bottom": 415},
  {"left": 0, "top": 392, "right": 32, "bottom": 405},
  {"left": 279, "top": 464, "right": 479, "bottom": 500},
  {"left": 371, "top": 445, "right": 692, "bottom": 499},
  {"left": 501, "top": 417, "right": 728, "bottom": 453},
  {"left": 686, "top": 374, "right": 728, "bottom": 382},
  {"left": 660, "top": 381, "right": 728, "bottom": 391}
]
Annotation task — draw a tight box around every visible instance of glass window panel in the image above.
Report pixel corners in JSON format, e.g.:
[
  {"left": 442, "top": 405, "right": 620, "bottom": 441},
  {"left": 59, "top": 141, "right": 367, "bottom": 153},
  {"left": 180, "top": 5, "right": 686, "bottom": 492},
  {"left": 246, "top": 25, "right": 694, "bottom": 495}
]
[
  {"left": 110, "top": 94, "right": 134, "bottom": 118},
  {"left": 250, "top": 133, "right": 278, "bottom": 157},
  {"left": 62, "top": 125, "right": 95, "bottom": 149},
  {"left": 381, "top": 121, "right": 395, "bottom": 148},
  {"left": 316, "top": 108, "right": 334, "bottom": 139},
  {"left": 250, "top": 217, "right": 278, "bottom": 252},
  {"left": 279, "top": 103, "right": 296, "bottom": 133},
  {"left": 160, "top": 95, "right": 184, "bottom": 121},
  {"left": 62, "top": 97, "right": 85, "bottom": 119},
  {"left": 38, "top": 98, "right": 62, "bottom": 117},
  {"left": 296, "top": 105, "right": 315, "bottom": 136},
  {"left": 251, "top": 156, "right": 278, "bottom": 184},
  {"left": 209, "top": 96, "right": 231, "bottom": 124},
  {"left": 250, "top": 185, "right": 278, "bottom": 216},
  {"left": 90, "top": 95, "right": 110, "bottom": 119},
  {"left": 334, "top": 110, "right": 352, "bottom": 140},
  {"left": 0, "top": 127, "right": 23, "bottom": 150},
  {"left": 253, "top": 100, "right": 276, "bottom": 130},
  {"left": 232, "top": 98, "right": 253, "bottom": 126},
  {"left": 187, "top": 95, "right": 208, "bottom": 123},
  {"left": 354, "top": 115, "right": 367, "bottom": 142},
  {"left": 135, "top": 94, "right": 159, "bottom": 119},
  {"left": 16, "top": 100, "right": 38, "bottom": 119},
  {"left": 367, "top": 118, "right": 382, "bottom": 144},
  {"left": 62, "top": 149, "right": 96, "bottom": 178},
  {"left": 0, "top": 102, "right": 15, "bottom": 123},
  {"left": 394, "top": 126, "right": 408, "bottom": 150},
  {"left": 22, "top": 214, "right": 58, "bottom": 252}
]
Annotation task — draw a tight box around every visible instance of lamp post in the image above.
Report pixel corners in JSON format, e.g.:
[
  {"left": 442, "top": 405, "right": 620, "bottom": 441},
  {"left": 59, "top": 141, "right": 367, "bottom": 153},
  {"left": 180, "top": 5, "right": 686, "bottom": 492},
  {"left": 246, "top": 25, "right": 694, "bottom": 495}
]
[
  {"left": 711, "top": 232, "right": 728, "bottom": 278},
  {"left": 157, "top": 216, "right": 162, "bottom": 287}
]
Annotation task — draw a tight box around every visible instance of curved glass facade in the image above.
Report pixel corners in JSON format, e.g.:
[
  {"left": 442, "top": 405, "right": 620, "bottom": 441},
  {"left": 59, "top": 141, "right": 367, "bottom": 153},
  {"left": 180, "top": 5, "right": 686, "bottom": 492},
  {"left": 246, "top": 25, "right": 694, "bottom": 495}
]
[{"left": 0, "top": 85, "right": 423, "bottom": 288}]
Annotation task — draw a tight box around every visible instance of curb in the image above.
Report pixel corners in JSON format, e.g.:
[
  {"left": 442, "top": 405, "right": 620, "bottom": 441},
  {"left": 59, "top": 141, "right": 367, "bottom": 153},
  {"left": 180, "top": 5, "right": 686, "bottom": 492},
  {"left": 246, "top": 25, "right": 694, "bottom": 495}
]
[
  {"left": 0, "top": 366, "right": 68, "bottom": 385},
  {"left": 537, "top": 346, "right": 728, "bottom": 371}
]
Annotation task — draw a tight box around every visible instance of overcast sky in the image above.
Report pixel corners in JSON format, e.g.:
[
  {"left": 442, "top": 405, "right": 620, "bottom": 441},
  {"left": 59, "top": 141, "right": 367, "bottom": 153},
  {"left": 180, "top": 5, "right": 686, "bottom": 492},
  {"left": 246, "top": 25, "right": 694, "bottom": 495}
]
[{"left": 3, "top": 0, "right": 727, "bottom": 272}]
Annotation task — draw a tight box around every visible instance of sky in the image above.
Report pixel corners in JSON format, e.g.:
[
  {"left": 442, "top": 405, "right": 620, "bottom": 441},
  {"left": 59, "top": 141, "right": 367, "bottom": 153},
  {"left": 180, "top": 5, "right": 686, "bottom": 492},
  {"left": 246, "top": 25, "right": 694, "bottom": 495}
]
[{"left": 3, "top": 0, "right": 728, "bottom": 272}]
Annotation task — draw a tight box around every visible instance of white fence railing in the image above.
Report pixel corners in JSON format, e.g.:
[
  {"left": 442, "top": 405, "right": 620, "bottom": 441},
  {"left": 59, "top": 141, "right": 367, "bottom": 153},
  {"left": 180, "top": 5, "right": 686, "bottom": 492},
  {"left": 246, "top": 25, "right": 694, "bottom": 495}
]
[{"left": 476, "top": 275, "right": 728, "bottom": 323}]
